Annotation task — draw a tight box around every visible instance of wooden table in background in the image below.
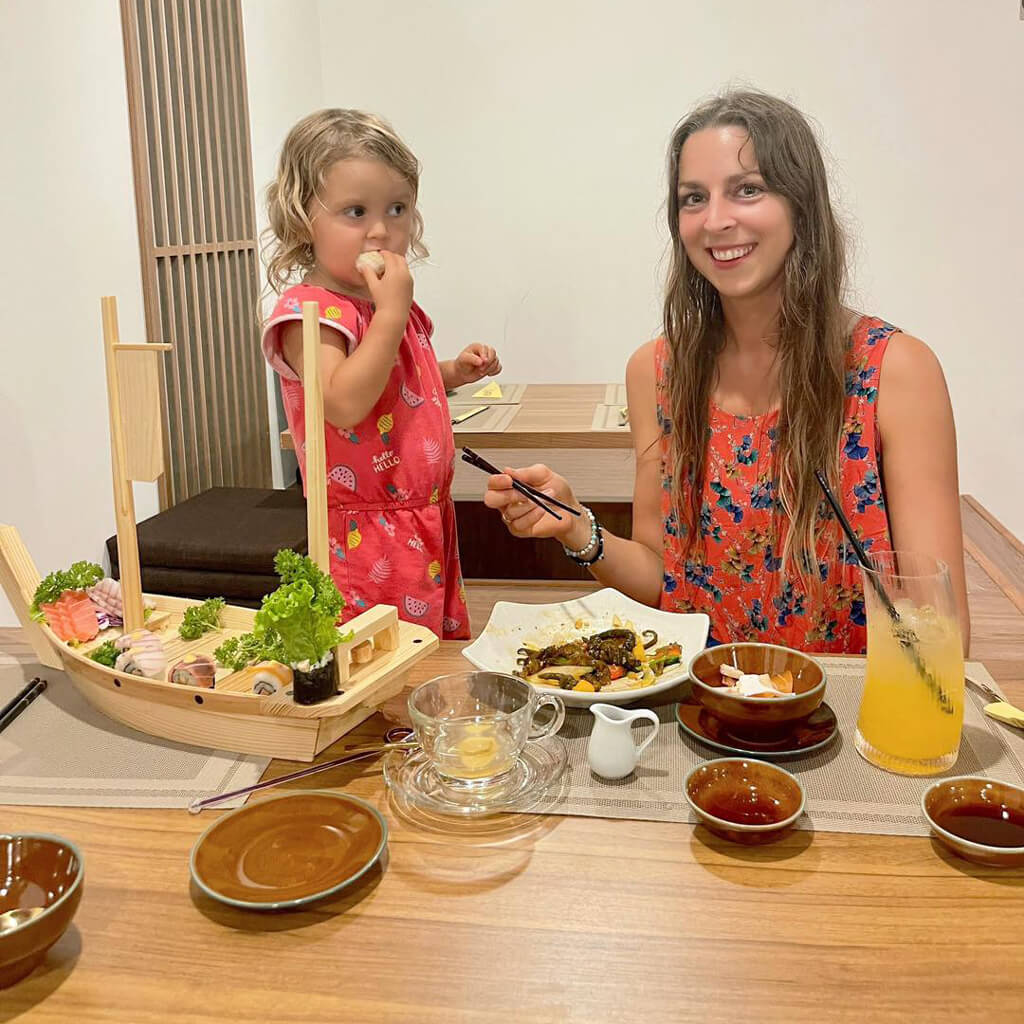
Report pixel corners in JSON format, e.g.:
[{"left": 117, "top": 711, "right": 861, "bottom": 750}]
[
  {"left": 281, "top": 383, "right": 633, "bottom": 451},
  {"left": 2, "top": 498, "right": 1023, "bottom": 1023}
]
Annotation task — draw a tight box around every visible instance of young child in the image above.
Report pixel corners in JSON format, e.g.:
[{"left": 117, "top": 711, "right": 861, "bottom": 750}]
[{"left": 261, "top": 109, "right": 500, "bottom": 640}]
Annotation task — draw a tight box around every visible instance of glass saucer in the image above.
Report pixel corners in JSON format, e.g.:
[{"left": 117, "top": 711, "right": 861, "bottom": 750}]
[{"left": 382, "top": 736, "right": 567, "bottom": 817}]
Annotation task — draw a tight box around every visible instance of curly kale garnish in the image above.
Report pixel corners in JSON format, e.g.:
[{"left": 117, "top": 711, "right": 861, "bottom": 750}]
[
  {"left": 31, "top": 561, "right": 104, "bottom": 620},
  {"left": 88, "top": 639, "right": 119, "bottom": 668},
  {"left": 178, "top": 597, "right": 225, "bottom": 640}
]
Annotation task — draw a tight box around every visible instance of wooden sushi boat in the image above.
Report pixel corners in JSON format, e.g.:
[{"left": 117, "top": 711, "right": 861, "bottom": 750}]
[{"left": 0, "top": 297, "right": 438, "bottom": 761}]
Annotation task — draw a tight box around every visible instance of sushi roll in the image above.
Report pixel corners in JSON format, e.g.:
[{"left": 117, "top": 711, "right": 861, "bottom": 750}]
[
  {"left": 247, "top": 661, "right": 293, "bottom": 696},
  {"left": 168, "top": 653, "right": 217, "bottom": 689},
  {"left": 114, "top": 629, "right": 166, "bottom": 679}
]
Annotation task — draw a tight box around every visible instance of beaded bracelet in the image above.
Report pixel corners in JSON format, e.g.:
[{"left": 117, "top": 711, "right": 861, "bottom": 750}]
[
  {"left": 563, "top": 506, "right": 605, "bottom": 566},
  {"left": 565, "top": 525, "right": 605, "bottom": 566},
  {"left": 562, "top": 506, "right": 598, "bottom": 558}
]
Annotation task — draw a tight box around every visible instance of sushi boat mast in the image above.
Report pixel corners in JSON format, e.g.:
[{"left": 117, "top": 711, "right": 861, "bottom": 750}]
[{"left": 0, "top": 299, "right": 437, "bottom": 761}]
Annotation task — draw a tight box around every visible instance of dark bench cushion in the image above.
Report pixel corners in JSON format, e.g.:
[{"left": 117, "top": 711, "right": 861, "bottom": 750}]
[
  {"left": 107, "top": 487, "right": 308, "bottom": 577},
  {"left": 133, "top": 566, "right": 280, "bottom": 608}
]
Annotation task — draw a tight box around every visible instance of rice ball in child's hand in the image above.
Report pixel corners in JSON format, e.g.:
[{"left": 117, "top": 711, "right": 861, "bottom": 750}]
[{"left": 356, "top": 250, "right": 386, "bottom": 277}]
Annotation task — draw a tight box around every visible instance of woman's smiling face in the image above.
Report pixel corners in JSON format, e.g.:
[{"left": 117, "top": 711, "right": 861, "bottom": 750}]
[{"left": 676, "top": 125, "right": 795, "bottom": 304}]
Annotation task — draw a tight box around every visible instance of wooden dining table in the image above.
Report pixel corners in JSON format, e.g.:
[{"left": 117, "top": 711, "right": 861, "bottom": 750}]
[
  {"left": 281, "top": 382, "right": 634, "bottom": 451},
  {"left": 2, "top": 496, "right": 1023, "bottom": 1023}
]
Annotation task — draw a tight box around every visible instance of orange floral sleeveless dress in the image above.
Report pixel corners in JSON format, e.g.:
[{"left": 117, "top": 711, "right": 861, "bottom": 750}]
[{"left": 657, "top": 316, "right": 896, "bottom": 653}]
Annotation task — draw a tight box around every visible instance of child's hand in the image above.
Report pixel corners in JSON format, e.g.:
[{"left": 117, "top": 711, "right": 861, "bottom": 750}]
[
  {"left": 453, "top": 343, "right": 501, "bottom": 386},
  {"left": 359, "top": 250, "right": 413, "bottom": 323}
]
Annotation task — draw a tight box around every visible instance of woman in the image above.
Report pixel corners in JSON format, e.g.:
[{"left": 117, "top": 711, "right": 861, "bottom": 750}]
[{"left": 485, "top": 90, "right": 968, "bottom": 654}]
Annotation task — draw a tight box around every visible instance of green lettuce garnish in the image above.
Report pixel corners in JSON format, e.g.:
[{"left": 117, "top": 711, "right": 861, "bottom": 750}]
[
  {"left": 31, "top": 561, "right": 104, "bottom": 620},
  {"left": 254, "top": 580, "right": 343, "bottom": 666},
  {"left": 212, "top": 550, "right": 349, "bottom": 670},
  {"left": 273, "top": 549, "right": 344, "bottom": 621},
  {"left": 178, "top": 597, "right": 225, "bottom": 640}
]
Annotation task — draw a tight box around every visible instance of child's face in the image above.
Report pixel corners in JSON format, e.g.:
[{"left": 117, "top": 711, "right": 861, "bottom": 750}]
[
  {"left": 676, "top": 126, "right": 794, "bottom": 305},
  {"left": 308, "top": 157, "right": 414, "bottom": 292}
]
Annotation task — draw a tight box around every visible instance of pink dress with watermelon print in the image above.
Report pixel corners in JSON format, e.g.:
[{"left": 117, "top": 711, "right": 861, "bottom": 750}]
[{"left": 262, "top": 284, "right": 471, "bottom": 640}]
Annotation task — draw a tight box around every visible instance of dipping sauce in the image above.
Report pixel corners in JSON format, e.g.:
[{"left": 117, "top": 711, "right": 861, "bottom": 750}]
[
  {"left": 932, "top": 805, "right": 1024, "bottom": 848},
  {"left": 685, "top": 759, "right": 804, "bottom": 836},
  {"left": 702, "top": 787, "right": 785, "bottom": 826}
]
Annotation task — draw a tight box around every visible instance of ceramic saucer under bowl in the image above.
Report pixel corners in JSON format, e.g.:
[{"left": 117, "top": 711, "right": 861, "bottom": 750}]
[
  {"left": 383, "top": 736, "right": 567, "bottom": 816},
  {"left": 676, "top": 693, "right": 838, "bottom": 759},
  {"left": 190, "top": 791, "right": 387, "bottom": 910}
]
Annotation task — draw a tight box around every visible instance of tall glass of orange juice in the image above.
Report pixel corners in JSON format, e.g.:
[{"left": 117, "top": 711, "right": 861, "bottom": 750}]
[{"left": 855, "top": 551, "right": 964, "bottom": 776}]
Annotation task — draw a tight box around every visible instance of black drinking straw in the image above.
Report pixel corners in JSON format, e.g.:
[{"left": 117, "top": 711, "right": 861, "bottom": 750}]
[{"left": 815, "top": 470, "right": 953, "bottom": 714}]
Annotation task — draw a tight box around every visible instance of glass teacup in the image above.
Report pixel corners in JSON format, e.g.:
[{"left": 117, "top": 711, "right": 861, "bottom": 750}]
[{"left": 408, "top": 672, "right": 565, "bottom": 788}]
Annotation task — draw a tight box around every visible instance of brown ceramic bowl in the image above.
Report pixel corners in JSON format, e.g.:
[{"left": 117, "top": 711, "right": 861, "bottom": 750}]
[
  {"left": 0, "top": 834, "right": 84, "bottom": 988},
  {"left": 922, "top": 777, "right": 1024, "bottom": 868},
  {"left": 687, "top": 643, "right": 826, "bottom": 736},
  {"left": 684, "top": 758, "right": 806, "bottom": 844}
]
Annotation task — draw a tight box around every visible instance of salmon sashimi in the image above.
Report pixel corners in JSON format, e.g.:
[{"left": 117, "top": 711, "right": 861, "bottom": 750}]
[{"left": 41, "top": 590, "right": 101, "bottom": 643}]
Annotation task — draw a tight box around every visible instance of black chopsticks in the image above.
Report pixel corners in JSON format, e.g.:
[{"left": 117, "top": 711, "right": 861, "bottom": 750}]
[
  {"left": 460, "top": 447, "right": 582, "bottom": 522},
  {"left": 814, "top": 470, "right": 953, "bottom": 714},
  {"left": 0, "top": 676, "right": 48, "bottom": 734}
]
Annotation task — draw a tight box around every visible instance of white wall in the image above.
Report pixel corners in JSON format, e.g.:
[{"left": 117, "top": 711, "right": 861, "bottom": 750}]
[
  {"left": 2, "top": 1, "right": 1020, "bottom": 630},
  {"left": 314, "top": 0, "right": 1024, "bottom": 536},
  {"left": 0, "top": 0, "right": 323, "bottom": 626},
  {"left": 241, "top": 0, "right": 323, "bottom": 489},
  {"left": 0, "top": 0, "right": 156, "bottom": 627}
]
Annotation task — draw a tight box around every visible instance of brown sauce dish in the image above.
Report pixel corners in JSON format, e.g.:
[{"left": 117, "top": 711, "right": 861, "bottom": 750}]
[
  {"left": 922, "top": 776, "right": 1024, "bottom": 868},
  {"left": 684, "top": 758, "right": 806, "bottom": 844},
  {"left": 0, "top": 834, "right": 84, "bottom": 988}
]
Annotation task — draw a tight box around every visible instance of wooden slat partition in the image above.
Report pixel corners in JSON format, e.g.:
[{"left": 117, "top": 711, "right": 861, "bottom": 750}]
[{"left": 120, "top": 0, "right": 271, "bottom": 507}]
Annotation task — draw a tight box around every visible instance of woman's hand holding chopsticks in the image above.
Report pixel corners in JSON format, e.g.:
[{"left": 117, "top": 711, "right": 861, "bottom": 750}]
[{"left": 483, "top": 464, "right": 590, "bottom": 545}]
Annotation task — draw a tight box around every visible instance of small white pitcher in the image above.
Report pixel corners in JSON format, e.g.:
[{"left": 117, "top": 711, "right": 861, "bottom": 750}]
[{"left": 587, "top": 703, "right": 660, "bottom": 780}]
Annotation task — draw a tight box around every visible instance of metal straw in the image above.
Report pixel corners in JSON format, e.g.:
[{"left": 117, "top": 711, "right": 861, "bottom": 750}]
[{"left": 187, "top": 740, "right": 418, "bottom": 813}]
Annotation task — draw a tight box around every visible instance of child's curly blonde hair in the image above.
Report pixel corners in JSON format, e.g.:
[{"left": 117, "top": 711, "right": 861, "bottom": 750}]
[{"left": 262, "top": 108, "right": 428, "bottom": 295}]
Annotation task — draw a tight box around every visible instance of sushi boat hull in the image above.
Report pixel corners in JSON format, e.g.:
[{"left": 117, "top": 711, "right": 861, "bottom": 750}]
[{"left": 0, "top": 524, "right": 438, "bottom": 762}]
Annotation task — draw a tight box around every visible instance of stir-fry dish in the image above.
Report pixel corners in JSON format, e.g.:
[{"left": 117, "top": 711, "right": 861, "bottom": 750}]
[{"left": 515, "top": 627, "right": 682, "bottom": 693}]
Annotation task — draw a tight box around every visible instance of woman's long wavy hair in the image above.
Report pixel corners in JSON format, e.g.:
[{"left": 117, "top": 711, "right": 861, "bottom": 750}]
[
  {"left": 664, "top": 90, "right": 848, "bottom": 583},
  {"left": 262, "top": 108, "right": 428, "bottom": 297}
]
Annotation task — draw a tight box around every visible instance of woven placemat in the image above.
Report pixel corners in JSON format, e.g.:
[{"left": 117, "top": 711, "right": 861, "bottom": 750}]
[
  {"left": 451, "top": 403, "right": 520, "bottom": 433},
  {"left": 0, "top": 655, "right": 269, "bottom": 808},
  {"left": 447, "top": 382, "right": 527, "bottom": 405},
  {"left": 590, "top": 404, "right": 630, "bottom": 431},
  {"left": 604, "top": 383, "right": 628, "bottom": 406},
  {"left": 533, "top": 659, "right": 1024, "bottom": 836}
]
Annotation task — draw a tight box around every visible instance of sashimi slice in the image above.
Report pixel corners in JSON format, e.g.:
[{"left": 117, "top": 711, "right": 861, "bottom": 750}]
[{"left": 41, "top": 591, "right": 100, "bottom": 643}]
